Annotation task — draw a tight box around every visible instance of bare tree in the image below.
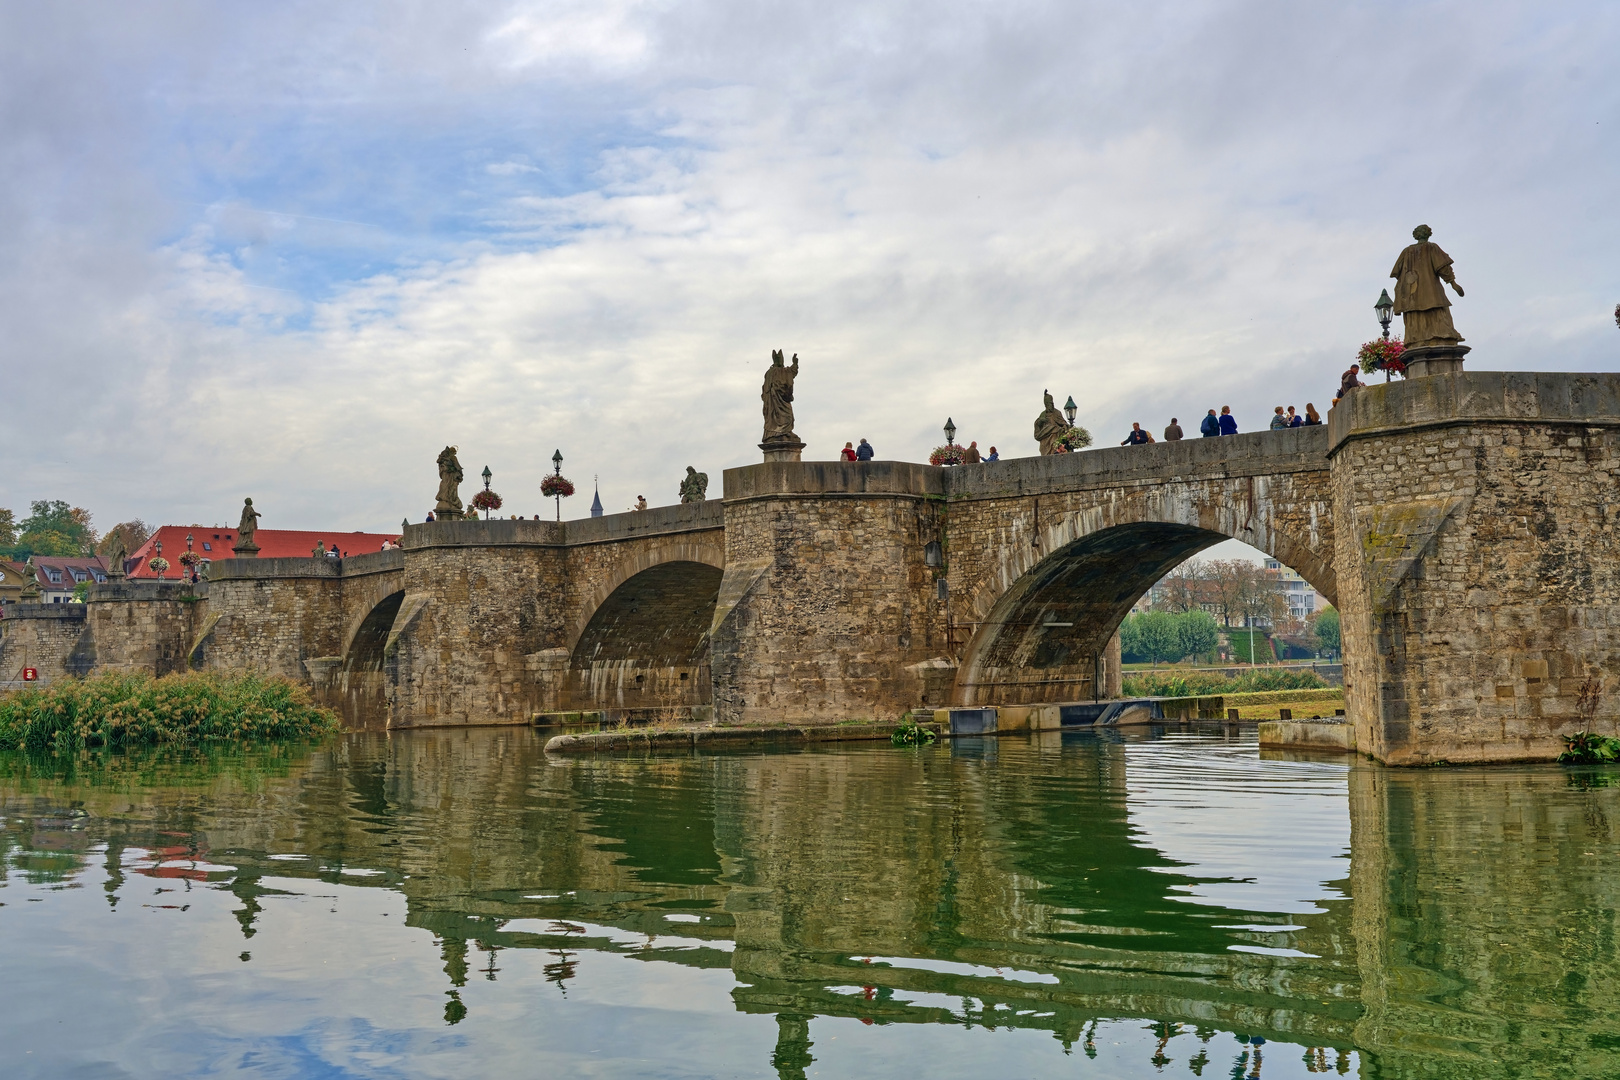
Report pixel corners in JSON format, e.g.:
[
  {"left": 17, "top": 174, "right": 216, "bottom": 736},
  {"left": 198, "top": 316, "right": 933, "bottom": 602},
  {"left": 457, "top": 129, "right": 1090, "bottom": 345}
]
[{"left": 1155, "top": 559, "right": 1208, "bottom": 614}]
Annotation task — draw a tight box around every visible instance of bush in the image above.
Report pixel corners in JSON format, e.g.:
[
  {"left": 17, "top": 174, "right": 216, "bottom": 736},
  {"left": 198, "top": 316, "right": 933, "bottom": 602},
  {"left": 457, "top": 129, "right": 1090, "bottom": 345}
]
[
  {"left": 1120, "top": 610, "right": 1222, "bottom": 665},
  {"left": 0, "top": 671, "right": 339, "bottom": 753},
  {"left": 1558, "top": 731, "right": 1620, "bottom": 764},
  {"left": 1121, "top": 669, "right": 1328, "bottom": 699}
]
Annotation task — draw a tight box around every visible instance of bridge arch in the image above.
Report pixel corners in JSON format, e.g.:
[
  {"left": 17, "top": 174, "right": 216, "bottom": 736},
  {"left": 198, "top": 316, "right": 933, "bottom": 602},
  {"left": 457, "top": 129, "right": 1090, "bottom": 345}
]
[
  {"left": 566, "top": 540, "right": 726, "bottom": 710},
  {"left": 338, "top": 589, "right": 405, "bottom": 727},
  {"left": 953, "top": 482, "right": 1336, "bottom": 706}
]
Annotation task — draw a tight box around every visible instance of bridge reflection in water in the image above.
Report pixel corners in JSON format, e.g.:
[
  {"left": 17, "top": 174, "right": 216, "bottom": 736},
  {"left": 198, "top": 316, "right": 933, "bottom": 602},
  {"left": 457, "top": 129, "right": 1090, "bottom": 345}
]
[{"left": 1, "top": 730, "right": 1616, "bottom": 1077}]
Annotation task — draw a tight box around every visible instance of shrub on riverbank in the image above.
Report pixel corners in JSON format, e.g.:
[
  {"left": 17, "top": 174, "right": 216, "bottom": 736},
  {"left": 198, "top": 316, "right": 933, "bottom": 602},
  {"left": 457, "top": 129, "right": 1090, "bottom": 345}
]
[
  {"left": 0, "top": 671, "right": 339, "bottom": 752},
  {"left": 1121, "top": 669, "right": 1328, "bottom": 699},
  {"left": 1558, "top": 731, "right": 1620, "bottom": 764}
]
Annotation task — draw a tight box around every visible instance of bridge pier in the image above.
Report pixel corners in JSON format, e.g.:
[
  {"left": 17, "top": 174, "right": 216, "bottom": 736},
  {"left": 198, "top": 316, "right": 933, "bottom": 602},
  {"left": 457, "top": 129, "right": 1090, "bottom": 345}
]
[{"left": 1330, "top": 372, "right": 1620, "bottom": 764}]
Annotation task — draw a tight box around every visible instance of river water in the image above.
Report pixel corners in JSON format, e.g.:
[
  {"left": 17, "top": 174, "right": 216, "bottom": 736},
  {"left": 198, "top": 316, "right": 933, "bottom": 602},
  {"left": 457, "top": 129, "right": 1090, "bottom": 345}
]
[{"left": 0, "top": 726, "right": 1615, "bottom": 1079}]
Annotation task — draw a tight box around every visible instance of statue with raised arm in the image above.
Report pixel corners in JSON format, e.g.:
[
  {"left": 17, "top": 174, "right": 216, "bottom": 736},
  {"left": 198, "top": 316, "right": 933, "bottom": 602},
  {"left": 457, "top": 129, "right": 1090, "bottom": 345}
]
[
  {"left": 1391, "top": 224, "right": 1465, "bottom": 349},
  {"left": 233, "top": 498, "right": 262, "bottom": 557},
  {"left": 761, "top": 349, "right": 800, "bottom": 442},
  {"left": 435, "top": 446, "right": 465, "bottom": 520},
  {"left": 1033, "top": 389, "right": 1071, "bottom": 456},
  {"left": 679, "top": 466, "right": 709, "bottom": 504}
]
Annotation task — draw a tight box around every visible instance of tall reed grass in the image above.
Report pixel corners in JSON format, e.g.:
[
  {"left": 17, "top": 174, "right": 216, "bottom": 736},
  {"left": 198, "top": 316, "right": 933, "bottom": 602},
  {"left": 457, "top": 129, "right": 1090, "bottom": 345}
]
[
  {"left": 0, "top": 671, "right": 339, "bottom": 753},
  {"left": 1121, "top": 669, "right": 1328, "bottom": 699}
]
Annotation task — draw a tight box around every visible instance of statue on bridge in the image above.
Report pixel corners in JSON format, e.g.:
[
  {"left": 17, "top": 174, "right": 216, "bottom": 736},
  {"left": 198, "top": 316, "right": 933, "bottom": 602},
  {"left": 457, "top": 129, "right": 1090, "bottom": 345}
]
[
  {"left": 1033, "top": 390, "right": 1071, "bottom": 456},
  {"left": 679, "top": 466, "right": 709, "bottom": 504},
  {"left": 233, "top": 498, "right": 261, "bottom": 557},
  {"left": 435, "top": 446, "right": 465, "bottom": 521},
  {"left": 1391, "top": 225, "right": 1468, "bottom": 375},
  {"left": 104, "top": 528, "right": 127, "bottom": 580},
  {"left": 760, "top": 349, "right": 805, "bottom": 461},
  {"left": 761, "top": 350, "right": 799, "bottom": 441}
]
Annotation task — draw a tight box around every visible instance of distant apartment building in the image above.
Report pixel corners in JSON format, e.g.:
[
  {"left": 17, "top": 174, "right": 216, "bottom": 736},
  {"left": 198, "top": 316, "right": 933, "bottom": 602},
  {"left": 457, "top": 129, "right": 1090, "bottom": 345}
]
[
  {"left": 27, "top": 555, "right": 110, "bottom": 604},
  {"left": 1263, "top": 558, "right": 1327, "bottom": 620}
]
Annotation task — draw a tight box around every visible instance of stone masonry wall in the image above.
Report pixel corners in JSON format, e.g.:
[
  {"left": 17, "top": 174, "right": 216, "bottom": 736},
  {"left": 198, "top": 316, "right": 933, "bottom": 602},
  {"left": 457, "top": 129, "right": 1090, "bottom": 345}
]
[
  {"left": 199, "top": 561, "right": 345, "bottom": 681},
  {"left": 0, "top": 606, "right": 93, "bottom": 684},
  {"left": 712, "top": 463, "right": 946, "bottom": 724},
  {"left": 85, "top": 582, "right": 203, "bottom": 676},
  {"left": 1331, "top": 371, "right": 1620, "bottom": 764}
]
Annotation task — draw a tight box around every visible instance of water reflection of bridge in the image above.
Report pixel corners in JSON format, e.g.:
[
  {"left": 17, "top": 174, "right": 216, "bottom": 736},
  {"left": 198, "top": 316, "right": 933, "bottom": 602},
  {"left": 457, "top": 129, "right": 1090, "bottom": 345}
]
[{"left": 3, "top": 731, "right": 1617, "bottom": 1078}]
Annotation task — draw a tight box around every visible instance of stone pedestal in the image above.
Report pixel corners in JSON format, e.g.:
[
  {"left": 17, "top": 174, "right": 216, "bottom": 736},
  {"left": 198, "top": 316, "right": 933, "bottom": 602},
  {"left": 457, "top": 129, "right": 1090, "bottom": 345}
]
[
  {"left": 1402, "top": 343, "right": 1469, "bottom": 378},
  {"left": 759, "top": 438, "right": 805, "bottom": 463},
  {"left": 232, "top": 541, "right": 260, "bottom": 559}
]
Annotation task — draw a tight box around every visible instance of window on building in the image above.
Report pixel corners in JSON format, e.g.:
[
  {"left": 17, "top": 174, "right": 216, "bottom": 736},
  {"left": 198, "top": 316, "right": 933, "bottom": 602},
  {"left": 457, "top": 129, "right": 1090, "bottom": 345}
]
[
  {"left": 203, "top": 542, "right": 212, "bottom": 551},
  {"left": 71, "top": 570, "right": 87, "bottom": 582},
  {"left": 48, "top": 570, "right": 62, "bottom": 583}
]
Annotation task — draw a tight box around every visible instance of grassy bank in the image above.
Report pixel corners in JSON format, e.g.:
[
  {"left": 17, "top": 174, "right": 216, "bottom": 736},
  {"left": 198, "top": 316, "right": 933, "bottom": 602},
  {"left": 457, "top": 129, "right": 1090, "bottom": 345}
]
[
  {"left": 0, "top": 671, "right": 339, "bottom": 753},
  {"left": 1122, "top": 669, "right": 1327, "bottom": 698},
  {"left": 1222, "top": 689, "right": 1344, "bottom": 721}
]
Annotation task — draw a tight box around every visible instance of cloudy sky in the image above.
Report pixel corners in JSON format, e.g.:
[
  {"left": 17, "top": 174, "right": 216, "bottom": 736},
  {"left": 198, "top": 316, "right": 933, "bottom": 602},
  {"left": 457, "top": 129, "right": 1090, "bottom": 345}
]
[{"left": 2, "top": 0, "right": 1616, "bottom": 536}]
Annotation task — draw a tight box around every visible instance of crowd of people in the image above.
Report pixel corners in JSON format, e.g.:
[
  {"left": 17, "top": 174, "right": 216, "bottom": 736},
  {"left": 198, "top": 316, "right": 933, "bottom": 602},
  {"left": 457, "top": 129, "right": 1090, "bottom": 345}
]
[{"left": 1118, "top": 400, "right": 1327, "bottom": 446}]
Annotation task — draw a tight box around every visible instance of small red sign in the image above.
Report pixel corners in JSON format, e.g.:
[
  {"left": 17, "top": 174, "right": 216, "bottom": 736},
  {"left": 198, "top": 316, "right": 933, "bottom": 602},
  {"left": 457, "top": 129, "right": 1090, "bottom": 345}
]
[{"left": 21, "top": 668, "right": 37, "bottom": 682}]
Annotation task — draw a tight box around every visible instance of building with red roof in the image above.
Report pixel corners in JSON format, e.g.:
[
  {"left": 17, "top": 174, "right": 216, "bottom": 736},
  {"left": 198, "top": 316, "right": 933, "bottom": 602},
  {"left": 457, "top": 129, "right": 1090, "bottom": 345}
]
[{"left": 126, "top": 525, "right": 401, "bottom": 580}]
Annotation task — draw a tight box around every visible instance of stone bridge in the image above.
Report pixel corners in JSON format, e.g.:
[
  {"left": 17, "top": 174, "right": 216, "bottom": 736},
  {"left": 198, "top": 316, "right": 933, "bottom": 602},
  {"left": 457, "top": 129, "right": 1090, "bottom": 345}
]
[{"left": 6, "top": 370, "right": 1620, "bottom": 763}]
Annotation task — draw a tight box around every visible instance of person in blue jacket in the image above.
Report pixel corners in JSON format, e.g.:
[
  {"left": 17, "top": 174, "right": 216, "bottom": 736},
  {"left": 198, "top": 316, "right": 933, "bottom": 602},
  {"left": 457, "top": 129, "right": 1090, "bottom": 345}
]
[
  {"left": 855, "top": 438, "right": 875, "bottom": 461},
  {"left": 1218, "top": 406, "right": 1239, "bottom": 435},
  {"left": 1200, "top": 409, "right": 1220, "bottom": 437}
]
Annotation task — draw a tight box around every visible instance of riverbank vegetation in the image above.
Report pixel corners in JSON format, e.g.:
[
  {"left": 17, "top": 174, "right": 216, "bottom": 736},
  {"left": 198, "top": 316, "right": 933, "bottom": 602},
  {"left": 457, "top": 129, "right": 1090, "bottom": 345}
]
[
  {"left": 0, "top": 671, "right": 338, "bottom": 752},
  {"left": 1558, "top": 731, "right": 1620, "bottom": 764},
  {"left": 1122, "top": 669, "right": 1327, "bottom": 698}
]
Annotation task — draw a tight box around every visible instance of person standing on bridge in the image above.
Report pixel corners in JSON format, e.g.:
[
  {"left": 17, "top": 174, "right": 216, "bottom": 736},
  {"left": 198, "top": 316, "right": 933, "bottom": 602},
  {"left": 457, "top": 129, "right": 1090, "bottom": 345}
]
[
  {"left": 963, "top": 440, "right": 982, "bottom": 463},
  {"left": 1200, "top": 410, "right": 1220, "bottom": 437},
  {"left": 1219, "top": 406, "right": 1238, "bottom": 435},
  {"left": 841, "top": 441, "right": 858, "bottom": 461},
  {"left": 1303, "top": 403, "right": 1322, "bottom": 426},
  {"left": 1121, "top": 423, "right": 1154, "bottom": 446},
  {"left": 985, "top": 446, "right": 999, "bottom": 461},
  {"left": 855, "top": 438, "right": 875, "bottom": 461},
  {"left": 1269, "top": 407, "right": 1289, "bottom": 430},
  {"left": 1163, "top": 418, "right": 1183, "bottom": 441}
]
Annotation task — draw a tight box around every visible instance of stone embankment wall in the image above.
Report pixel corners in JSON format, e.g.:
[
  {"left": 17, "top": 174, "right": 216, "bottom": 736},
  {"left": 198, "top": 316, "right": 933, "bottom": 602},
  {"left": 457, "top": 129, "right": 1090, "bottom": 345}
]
[
  {"left": 0, "top": 605, "right": 94, "bottom": 683},
  {"left": 1331, "top": 371, "right": 1620, "bottom": 764}
]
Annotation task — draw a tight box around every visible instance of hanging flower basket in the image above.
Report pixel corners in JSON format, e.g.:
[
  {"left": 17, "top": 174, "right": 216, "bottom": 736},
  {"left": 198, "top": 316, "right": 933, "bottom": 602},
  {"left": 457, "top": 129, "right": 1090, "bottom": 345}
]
[
  {"left": 470, "top": 489, "right": 504, "bottom": 515},
  {"left": 929, "top": 445, "right": 965, "bottom": 467},
  {"left": 1056, "top": 426, "right": 1093, "bottom": 452},
  {"left": 147, "top": 556, "right": 170, "bottom": 579},
  {"left": 178, "top": 550, "right": 202, "bottom": 567},
  {"left": 540, "top": 475, "right": 576, "bottom": 499},
  {"left": 1358, "top": 338, "right": 1406, "bottom": 376}
]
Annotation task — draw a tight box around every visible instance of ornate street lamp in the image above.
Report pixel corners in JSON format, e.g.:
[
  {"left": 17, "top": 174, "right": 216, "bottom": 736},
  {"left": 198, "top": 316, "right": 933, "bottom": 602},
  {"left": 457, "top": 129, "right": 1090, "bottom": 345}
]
[
  {"left": 1064, "top": 396, "right": 1078, "bottom": 426},
  {"left": 541, "top": 449, "right": 575, "bottom": 521},
  {"left": 1375, "top": 289, "right": 1394, "bottom": 341},
  {"left": 482, "top": 465, "right": 492, "bottom": 490},
  {"left": 943, "top": 417, "right": 957, "bottom": 446}
]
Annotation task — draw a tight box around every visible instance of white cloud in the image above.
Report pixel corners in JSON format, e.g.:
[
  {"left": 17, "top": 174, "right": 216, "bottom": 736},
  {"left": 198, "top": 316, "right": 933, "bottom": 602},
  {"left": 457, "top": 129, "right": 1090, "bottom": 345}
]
[{"left": 0, "top": 0, "right": 1617, "bottom": 540}]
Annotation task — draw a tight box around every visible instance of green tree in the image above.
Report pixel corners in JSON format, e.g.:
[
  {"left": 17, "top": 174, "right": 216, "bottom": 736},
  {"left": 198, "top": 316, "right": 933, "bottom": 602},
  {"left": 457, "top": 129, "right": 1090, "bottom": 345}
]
[
  {"left": 1135, "top": 611, "right": 1185, "bottom": 666},
  {"left": 17, "top": 501, "right": 96, "bottom": 557},
  {"left": 0, "top": 507, "right": 15, "bottom": 548},
  {"left": 1177, "top": 610, "right": 1219, "bottom": 662},
  {"left": 1313, "top": 607, "right": 1341, "bottom": 657}
]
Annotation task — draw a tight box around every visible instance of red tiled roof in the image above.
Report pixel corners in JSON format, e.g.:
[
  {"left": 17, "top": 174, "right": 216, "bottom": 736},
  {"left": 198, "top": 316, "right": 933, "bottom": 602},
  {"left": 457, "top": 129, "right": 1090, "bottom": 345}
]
[
  {"left": 28, "top": 555, "right": 110, "bottom": 587},
  {"left": 126, "top": 525, "right": 401, "bottom": 578}
]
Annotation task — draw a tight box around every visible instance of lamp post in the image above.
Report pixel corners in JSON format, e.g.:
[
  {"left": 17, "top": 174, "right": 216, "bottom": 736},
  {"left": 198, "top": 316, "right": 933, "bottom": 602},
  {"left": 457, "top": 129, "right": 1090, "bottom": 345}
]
[
  {"left": 551, "top": 450, "right": 564, "bottom": 521},
  {"left": 943, "top": 417, "right": 956, "bottom": 447},
  {"left": 1375, "top": 289, "right": 1394, "bottom": 341},
  {"left": 481, "top": 466, "right": 493, "bottom": 520},
  {"left": 1064, "top": 396, "right": 1078, "bottom": 426}
]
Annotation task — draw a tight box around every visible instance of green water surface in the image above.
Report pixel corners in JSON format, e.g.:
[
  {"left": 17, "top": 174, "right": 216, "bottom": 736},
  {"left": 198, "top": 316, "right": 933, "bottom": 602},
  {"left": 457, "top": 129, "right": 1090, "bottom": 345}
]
[{"left": 0, "top": 726, "right": 1615, "bottom": 1078}]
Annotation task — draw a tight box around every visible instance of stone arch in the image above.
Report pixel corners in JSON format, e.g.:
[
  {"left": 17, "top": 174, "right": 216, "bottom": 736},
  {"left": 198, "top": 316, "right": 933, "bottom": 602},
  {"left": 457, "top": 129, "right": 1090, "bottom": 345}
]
[
  {"left": 953, "top": 482, "right": 1336, "bottom": 706},
  {"left": 566, "top": 540, "right": 726, "bottom": 711},
  {"left": 564, "top": 539, "right": 725, "bottom": 657},
  {"left": 337, "top": 590, "right": 405, "bottom": 728}
]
